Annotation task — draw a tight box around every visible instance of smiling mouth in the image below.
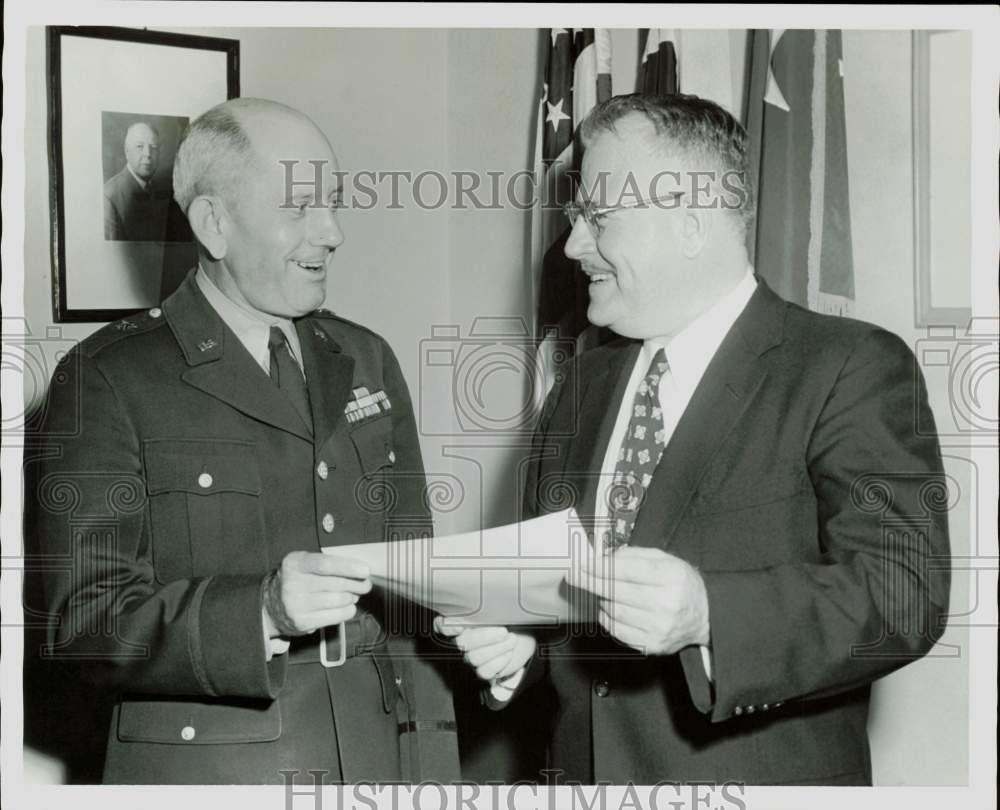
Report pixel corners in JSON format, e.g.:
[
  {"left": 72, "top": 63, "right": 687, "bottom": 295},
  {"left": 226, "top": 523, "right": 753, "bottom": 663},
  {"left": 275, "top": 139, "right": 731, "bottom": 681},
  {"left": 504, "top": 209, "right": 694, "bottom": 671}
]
[
  {"left": 587, "top": 272, "right": 614, "bottom": 285},
  {"left": 293, "top": 258, "right": 327, "bottom": 273}
]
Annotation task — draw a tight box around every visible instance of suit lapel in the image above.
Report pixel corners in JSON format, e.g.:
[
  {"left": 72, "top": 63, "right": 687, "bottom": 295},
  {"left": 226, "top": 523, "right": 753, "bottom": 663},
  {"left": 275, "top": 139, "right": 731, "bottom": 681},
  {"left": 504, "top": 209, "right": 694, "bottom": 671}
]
[
  {"left": 164, "top": 273, "right": 313, "bottom": 442},
  {"left": 297, "top": 318, "right": 355, "bottom": 449},
  {"left": 630, "top": 280, "right": 787, "bottom": 551}
]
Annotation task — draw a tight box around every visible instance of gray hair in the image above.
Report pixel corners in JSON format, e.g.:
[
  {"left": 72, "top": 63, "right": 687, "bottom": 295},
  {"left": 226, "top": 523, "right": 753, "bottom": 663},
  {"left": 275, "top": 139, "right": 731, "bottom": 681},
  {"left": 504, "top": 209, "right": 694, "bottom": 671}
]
[
  {"left": 580, "top": 93, "right": 754, "bottom": 235},
  {"left": 172, "top": 101, "right": 255, "bottom": 214}
]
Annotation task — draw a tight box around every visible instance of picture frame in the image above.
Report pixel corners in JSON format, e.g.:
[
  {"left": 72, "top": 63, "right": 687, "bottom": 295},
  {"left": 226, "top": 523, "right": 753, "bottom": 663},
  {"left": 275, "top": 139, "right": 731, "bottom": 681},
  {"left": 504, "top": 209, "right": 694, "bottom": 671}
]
[
  {"left": 911, "top": 29, "right": 972, "bottom": 328},
  {"left": 46, "top": 26, "right": 239, "bottom": 322}
]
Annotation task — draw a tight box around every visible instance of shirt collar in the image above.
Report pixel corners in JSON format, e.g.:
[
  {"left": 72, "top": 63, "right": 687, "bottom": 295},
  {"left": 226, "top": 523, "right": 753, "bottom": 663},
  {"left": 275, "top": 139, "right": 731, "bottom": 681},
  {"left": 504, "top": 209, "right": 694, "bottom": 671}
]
[
  {"left": 643, "top": 266, "right": 757, "bottom": 393},
  {"left": 195, "top": 265, "right": 301, "bottom": 372}
]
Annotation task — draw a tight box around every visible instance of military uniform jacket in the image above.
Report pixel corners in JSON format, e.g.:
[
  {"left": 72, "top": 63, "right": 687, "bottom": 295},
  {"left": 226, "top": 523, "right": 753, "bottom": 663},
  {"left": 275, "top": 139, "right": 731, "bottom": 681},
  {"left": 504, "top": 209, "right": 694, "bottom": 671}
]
[
  {"left": 34, "top": 272, "right": 458, "bottom": 784},
  {"left": 519, "top": 280, "right": 951, "bottom": 785}
]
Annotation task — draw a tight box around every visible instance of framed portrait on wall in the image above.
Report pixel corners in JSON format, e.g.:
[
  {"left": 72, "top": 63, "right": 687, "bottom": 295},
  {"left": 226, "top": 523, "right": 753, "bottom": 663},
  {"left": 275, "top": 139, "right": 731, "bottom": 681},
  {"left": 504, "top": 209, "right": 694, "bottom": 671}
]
[{"left": 46, "top": 26, "right": 239, "bottom": 322}]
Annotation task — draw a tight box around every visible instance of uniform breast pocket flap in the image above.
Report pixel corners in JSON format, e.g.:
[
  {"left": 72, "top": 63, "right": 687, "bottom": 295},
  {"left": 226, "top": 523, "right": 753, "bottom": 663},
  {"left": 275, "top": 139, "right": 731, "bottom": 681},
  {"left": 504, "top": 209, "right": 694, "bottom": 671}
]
[
  {"left": 349, "top": 418, "right": 395, "bottom": 477},
  {"left": 144, "top": 439, "right": 264, "bottom": 583}
]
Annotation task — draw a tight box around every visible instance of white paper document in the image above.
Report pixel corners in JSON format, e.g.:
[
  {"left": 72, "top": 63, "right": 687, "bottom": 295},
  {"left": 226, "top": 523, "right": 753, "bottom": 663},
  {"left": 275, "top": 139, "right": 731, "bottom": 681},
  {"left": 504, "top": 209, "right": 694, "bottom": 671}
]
[{"left": 323, "top": 509, "right": 603, "bottom": 625}]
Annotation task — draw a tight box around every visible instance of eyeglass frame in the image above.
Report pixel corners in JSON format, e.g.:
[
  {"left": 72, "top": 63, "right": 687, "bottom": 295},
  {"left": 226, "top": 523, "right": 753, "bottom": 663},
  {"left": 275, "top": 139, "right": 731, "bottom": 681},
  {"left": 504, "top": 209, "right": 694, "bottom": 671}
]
[{"left": 562, "top": 192, "right": 685, "bottom": 234}]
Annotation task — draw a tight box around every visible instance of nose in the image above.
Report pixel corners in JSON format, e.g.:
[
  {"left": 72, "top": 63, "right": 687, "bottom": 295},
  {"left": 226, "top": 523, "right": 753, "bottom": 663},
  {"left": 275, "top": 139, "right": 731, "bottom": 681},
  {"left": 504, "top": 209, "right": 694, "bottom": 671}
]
[
  {"left": 310, "top": 206, "right": 345, "bottom": 249},
  {"left": 564, "top": 215, "right": 595, "bottom": 261}
]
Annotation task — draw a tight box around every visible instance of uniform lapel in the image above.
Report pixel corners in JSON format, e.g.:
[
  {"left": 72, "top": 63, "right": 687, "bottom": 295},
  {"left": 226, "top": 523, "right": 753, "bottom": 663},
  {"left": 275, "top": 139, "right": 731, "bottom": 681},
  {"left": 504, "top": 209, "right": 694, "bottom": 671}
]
[
  {"left": 630, "top": 281, "right": 787, "bottom": 551},
  {"left": 296, "top": 318, "right": 355, "bottom": 449},
  {"left": 164, "top": 273, "right": 312, "bottom": 442}
]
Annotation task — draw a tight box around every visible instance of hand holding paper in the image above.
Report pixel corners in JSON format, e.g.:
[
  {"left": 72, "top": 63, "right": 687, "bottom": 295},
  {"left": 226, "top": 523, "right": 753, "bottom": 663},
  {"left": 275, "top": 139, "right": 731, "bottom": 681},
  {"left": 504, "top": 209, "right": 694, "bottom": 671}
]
[
  {"left": 566, "top": 545, "right": 711, "bottom": 655},
  {"left": 263, "top": 550, "right": 372, "bottom": 637}
]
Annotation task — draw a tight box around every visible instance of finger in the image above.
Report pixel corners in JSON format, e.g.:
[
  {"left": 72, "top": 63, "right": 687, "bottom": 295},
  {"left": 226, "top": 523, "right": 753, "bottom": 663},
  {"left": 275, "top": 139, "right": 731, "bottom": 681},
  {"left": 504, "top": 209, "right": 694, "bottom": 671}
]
[
  {"left": 296, "top": 591, "right": 360, "bottom": 612},
  {"left": 454, "top": 626, "right": 510, "bottom": 653},
  {"left": 433, "top": 616, "right": 467, "bottom": 637},
  {"left": 464, "top": 637, "right": 516, "bottom": 668},
  {"left": 475, "top": 653, "right": 514, "bottom": 682},
  {"left": 298, "top": 552, "right": 371, "bottom": 580},
  {"left": 599, "top": 599, "right": 655, "bottom": 634},
  {"left": 292, "top": 573, "right": 373, "bottom": 596},
  {"left": 581, "top": 549, "right": 678, "bottom": 585},
  {"left": 300, "top": 604, "right": 358, "bottom": 631},
  {"left": 598, "top": 607, "right": 650, "bottom": 653}
]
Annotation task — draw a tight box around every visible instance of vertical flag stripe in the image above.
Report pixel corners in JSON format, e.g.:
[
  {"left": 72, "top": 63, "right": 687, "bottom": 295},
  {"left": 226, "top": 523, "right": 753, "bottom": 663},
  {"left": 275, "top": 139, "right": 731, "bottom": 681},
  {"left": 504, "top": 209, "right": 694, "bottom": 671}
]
[
  {"left": 638, "top": 29, "right": 679, "bottom": 96},
  {"left": 531, "top": 28, "right": 612, "bottom": 403},
  {"left": 746, "top": 29, "right": 855, "bottom": 316}
]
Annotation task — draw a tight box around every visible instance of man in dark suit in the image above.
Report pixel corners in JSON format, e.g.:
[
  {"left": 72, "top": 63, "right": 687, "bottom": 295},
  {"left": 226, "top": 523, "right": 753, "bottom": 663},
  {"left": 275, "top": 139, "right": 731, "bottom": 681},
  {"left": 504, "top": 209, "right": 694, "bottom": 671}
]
[
  {"left": 103, "top": 121, "right": 191, "bottom": 242},
  {"left": 32, "top": 98, "right": 457, "bottom": 784},
  {"left": 441, "top": 93, "right": 950, "bottom": 785}
]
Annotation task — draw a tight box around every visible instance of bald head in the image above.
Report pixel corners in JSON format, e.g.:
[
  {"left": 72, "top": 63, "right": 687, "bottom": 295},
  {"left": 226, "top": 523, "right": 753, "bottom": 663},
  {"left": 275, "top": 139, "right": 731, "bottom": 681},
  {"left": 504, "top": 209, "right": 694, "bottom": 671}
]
[
  {"left": 124, "top": 122, "right": 159, "bottom": 181},
  {"left": 172, "top": 98, "right": 324, "bottom": 215}
]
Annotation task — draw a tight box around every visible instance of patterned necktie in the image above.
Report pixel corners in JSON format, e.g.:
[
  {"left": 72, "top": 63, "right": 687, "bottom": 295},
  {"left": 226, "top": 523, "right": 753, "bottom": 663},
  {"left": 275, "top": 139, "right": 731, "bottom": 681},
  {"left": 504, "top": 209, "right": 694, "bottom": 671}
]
[
  {"left": 268, "top": 326, "right": 312, "bottom": 430},
  {"left": 606, "top": 347, "right": 669, "bottom": 550}
]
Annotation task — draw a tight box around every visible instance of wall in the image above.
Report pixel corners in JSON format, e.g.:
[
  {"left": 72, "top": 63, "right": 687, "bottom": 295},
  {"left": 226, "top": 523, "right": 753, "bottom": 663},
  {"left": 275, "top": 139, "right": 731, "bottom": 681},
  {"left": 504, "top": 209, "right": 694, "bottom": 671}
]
[{"left": 20, "top": 26, "right": 969, "bottom": 785}]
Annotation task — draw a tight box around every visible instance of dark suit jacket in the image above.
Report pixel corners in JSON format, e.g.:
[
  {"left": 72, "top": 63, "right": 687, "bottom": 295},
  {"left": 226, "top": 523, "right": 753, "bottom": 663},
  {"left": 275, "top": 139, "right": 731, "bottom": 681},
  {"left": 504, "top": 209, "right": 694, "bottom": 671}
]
[
  {"left": 103, "top": 167, "right": 191, "bottom": 242},
  {"left": 519, "top": 279, "right": 950, "bottom": 785},
  {"left": 30, "top": 271, "right": 458, "bottom": 784}
]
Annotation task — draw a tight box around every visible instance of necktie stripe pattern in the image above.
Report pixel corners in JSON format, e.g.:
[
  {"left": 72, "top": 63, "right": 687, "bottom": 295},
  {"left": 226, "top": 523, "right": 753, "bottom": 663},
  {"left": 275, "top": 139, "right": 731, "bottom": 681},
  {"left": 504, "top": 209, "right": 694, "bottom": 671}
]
[
  {"left": 268, "top": 326, "right": 313, "bottom": 430},
  {"left": 606, "top": 348, "right": 668, "bottom": 550}
]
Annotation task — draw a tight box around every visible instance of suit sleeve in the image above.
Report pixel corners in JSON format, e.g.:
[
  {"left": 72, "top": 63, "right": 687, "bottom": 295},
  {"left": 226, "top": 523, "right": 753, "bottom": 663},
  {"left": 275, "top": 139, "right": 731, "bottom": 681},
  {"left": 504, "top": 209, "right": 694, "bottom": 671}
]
[
  {"left": 682, "top": 329, "right": 951, "bottom": 722},
  {"left": 103, "top": 193, "right": 125, "bottom": 241},
  {"left": 34, "top": 350, "right": 285, "bottom": 700}
]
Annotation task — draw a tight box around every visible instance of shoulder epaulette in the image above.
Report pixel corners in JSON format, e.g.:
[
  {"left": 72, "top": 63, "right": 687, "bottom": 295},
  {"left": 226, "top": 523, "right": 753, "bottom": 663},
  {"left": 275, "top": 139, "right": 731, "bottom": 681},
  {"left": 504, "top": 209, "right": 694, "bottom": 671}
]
[{"left": 79, "top": 306, "right": 168, "bottom": 357}]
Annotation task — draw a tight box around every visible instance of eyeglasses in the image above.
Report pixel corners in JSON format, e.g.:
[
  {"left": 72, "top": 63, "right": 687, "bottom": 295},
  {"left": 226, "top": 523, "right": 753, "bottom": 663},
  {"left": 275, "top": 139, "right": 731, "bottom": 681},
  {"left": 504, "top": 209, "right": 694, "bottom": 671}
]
[{"left": 562, "top": 193, "right": 684, "bottom": 235}]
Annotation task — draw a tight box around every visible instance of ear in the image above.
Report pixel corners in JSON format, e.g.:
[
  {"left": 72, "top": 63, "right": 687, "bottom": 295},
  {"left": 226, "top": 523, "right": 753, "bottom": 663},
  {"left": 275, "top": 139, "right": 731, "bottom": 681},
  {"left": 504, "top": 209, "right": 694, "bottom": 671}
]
[
  {"left": 187, "top": 196, "right": 228, "bottom": 260},
  {"left": 679, "top": 206, "right": 711, "bottom": 259}
]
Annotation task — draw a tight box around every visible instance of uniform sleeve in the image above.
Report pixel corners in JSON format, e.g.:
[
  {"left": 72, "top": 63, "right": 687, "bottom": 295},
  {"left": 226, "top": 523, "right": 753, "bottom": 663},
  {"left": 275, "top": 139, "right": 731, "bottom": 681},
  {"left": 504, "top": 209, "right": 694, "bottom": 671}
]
[
  {"left": 682, "top": 329, "right": 951, "bottom": 721},
  {"left": 33, "top": 350, "right": 286, "bottom": 699}
]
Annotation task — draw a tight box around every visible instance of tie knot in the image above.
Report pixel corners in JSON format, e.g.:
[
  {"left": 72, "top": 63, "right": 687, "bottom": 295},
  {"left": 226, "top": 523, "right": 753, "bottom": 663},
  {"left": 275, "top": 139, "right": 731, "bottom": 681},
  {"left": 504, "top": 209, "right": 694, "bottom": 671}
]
[{"left": 268, "top": 326, "right": 288, "bottom": 351}]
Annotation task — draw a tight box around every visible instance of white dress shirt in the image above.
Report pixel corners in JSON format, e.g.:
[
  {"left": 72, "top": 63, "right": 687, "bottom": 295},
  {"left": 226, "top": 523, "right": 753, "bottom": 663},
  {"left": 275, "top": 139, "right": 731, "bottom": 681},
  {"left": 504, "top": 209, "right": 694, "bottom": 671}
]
[
  {"left": 493, "top": 267, "right": 757, "bottom": 699},
  {"left": 195, "top": 266, "right": 302, "bottom": 659}
]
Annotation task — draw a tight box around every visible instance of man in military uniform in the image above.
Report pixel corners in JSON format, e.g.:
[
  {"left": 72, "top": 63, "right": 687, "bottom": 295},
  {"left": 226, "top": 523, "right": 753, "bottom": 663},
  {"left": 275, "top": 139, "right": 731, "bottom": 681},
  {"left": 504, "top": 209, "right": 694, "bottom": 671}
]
[{"left": 33, "top": 98, "right": 457, "bottom": 784}]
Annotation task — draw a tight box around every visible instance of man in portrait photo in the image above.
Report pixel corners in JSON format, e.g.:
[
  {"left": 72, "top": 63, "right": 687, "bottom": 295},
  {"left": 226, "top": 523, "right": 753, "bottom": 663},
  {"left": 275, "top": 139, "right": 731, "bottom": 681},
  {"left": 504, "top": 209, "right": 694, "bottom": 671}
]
[{"left": 102, "top": 117, "right": 192, "bottom": 243}]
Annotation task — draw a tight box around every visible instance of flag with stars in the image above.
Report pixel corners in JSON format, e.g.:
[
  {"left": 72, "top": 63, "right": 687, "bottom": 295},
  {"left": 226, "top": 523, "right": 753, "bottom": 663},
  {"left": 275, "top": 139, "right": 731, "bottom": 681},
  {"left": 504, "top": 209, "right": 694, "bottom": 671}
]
[
  {"left": 531, "top": 29, "right": 612, "bottom": 408},
  {"left": 744, "top": 29, "right": 855, "bottom": 316}
]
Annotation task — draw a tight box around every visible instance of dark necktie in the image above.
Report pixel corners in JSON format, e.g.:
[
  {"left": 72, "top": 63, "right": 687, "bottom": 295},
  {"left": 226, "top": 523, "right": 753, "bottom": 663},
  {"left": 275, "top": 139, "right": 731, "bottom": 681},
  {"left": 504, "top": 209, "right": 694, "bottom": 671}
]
[
  {"left": 606, "top": 348, "right": 669, "bottom": 550},
  {"left": 268, "top": 326, "right": 312, "bottom": 430}
]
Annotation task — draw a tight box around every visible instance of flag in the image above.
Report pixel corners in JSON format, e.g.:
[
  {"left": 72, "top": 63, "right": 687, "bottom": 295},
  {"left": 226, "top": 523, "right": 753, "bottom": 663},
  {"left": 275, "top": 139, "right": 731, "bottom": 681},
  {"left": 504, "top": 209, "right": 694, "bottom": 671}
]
[
  {"left": 745, "top": 29, "right": 855, "bottom": 315},
  {"left": 531, "top": 29, "right": 612, "bottom": 403},
  {"left": 638, "top": 29, "right": 679, "bottom": 95},
  {"left": 637, "top": 30, "right": 735, "bottom": 116}
]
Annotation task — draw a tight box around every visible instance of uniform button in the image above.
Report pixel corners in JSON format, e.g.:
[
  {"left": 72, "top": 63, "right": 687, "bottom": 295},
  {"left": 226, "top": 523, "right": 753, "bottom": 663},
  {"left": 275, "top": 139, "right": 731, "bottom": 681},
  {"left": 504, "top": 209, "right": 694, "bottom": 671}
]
[
  {"left": 197, "top": 472, "right": 213, "bottom": 488},
  {"left": 180, "top": 726, "right": 195, "bottom": 741},
  {"left": 593, "top": 681, "right": 610, "bottom": 698},
  {"left": 322, "top": 513, "right": 335, "bottom": 533},
  {"left": 387, "top": 450, "right": 396, "bottom": 464},
  {"left": 762, "top": 703, "right": 770, "bottom": 711},
  {"left": 746, "top": 705, "right": 756, "bottom": 714},
  {"left": 733, "top": 705, "right": 743, "bottom": 716},
  {"left": 316, "top": 460, "right": 329, "bottom": 480},
  {"left": 149, "top": 307, "right": 162, "bottom": 318}
]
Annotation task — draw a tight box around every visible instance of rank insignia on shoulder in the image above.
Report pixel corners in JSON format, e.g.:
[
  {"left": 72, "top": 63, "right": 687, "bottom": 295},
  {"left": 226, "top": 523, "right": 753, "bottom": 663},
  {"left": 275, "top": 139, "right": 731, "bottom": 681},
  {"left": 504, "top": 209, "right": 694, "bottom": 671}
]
[
  {"left": 345, "top": 386, "right": 392, "bottom": 424},
  {"left": 197, "top": 339, "right": 218, "bottom": 352},
  {"left": 115, "top": 320, "right": 137, "bottom": 331}
]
